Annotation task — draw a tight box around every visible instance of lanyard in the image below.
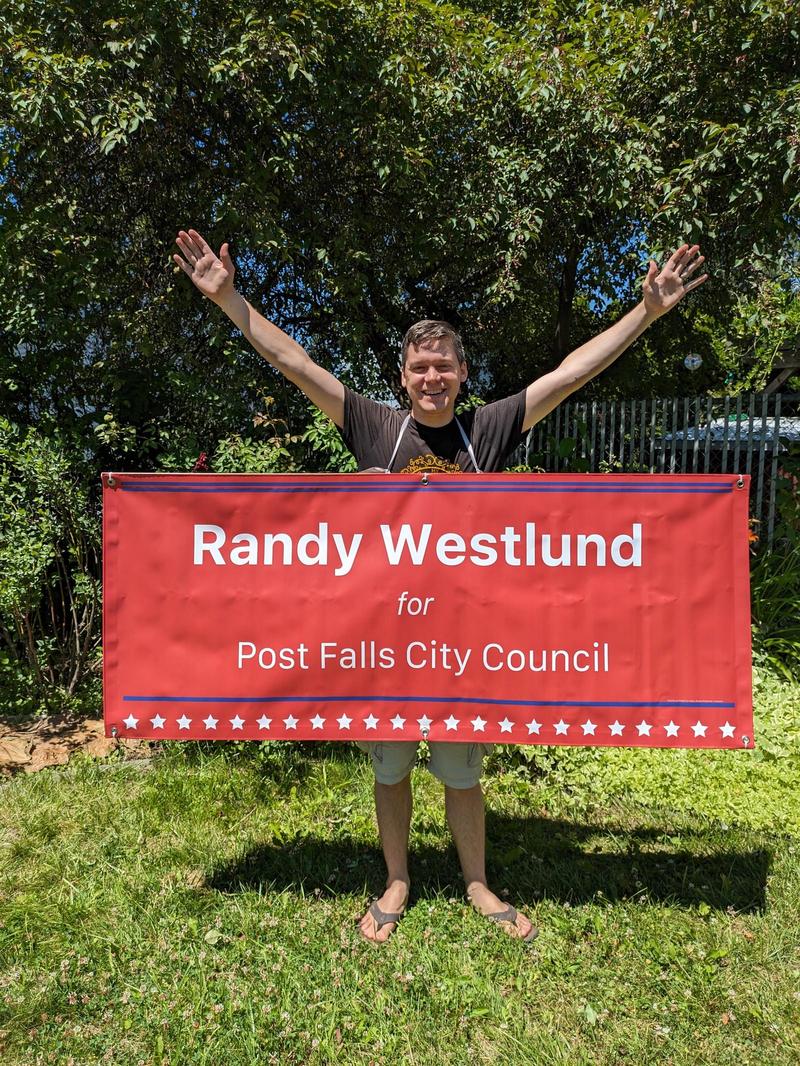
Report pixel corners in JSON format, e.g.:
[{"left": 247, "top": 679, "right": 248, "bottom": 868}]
[{"left": 384, "top": 415, "right": 482, "bottom": 474}]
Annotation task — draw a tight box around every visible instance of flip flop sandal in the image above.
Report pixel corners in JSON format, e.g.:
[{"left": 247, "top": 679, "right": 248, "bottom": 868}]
[
  {"left": 357, "top": 899, "right": 407, "bottom": 944},
  {"left": 484, "top": 905, "right": 539, "bottom": 943}
]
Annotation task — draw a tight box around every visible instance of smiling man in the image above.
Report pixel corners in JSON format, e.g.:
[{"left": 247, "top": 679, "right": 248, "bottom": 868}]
[
  {"left": 174, "top": 227, "right": 707, "bottom": 944},
  {"left": 343, "top": 320, "right": 527, "bottom": 477}
]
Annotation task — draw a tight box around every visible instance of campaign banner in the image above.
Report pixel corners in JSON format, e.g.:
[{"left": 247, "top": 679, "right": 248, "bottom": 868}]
[{"left": 103, "top": 472, "right": 754, "bottom": 749}]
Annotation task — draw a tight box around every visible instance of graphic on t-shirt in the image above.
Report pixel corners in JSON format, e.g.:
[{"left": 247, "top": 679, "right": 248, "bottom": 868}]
[{"left": 401, "top": 454, "right": 462, "bottom": 474}]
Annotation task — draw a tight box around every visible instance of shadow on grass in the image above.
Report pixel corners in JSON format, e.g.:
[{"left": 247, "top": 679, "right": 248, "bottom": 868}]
[
  {"left": 205, "top": 812, "right": 770, "bottom": 914},
  {"left": 165, "top": 739, "right": 357, "bottom": 786}
]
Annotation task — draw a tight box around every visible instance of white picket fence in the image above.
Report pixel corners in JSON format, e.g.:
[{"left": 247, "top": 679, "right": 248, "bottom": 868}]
[{"left": 523, "top": 393, "right": 800, "bottom": 548}]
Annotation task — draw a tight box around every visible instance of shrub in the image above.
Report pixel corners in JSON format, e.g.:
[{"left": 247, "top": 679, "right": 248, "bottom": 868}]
[
  {"left": 0, "top": 419, "right": 101, "bottom": 712},
  {"left": 300, "top": 406, "right": 357, "bottom": 472},
  {"left": 750, "top": 445, "right": 800, "bottom": 681}
]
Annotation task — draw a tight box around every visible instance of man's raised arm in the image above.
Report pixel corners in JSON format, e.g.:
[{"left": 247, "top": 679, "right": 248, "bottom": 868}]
[
  {"left": 173, "top": 229, "right": 345, "bottom": 427},
  {"left": 521, "top": 244, "right": 708, "bottom": 432}
]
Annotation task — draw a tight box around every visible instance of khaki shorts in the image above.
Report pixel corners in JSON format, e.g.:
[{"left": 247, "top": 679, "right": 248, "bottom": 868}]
[{"left": 355, "top": 740, "right": 494, "bottom": 789}]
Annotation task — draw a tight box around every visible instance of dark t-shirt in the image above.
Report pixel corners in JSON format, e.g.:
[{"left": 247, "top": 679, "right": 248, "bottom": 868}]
[{"left": 341, "top": 387, "right": 528, "bottom": 473}]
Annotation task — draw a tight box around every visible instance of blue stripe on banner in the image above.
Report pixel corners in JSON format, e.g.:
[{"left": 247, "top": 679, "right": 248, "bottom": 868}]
[
  {"left": 119, "top": 479, "right": 726, "bottom": 487},
  {"left": 120, "top": 483, "right": 731, "bottom": 495},
  {"left": 123, "top": 694, "right": 735, "bottom": 709}
]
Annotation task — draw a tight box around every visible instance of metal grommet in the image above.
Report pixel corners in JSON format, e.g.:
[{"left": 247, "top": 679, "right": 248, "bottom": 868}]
[
  {"left": 736, "top": 476, "right": 744, "bottom": 489},
  {"left": 742, "top": 736, "right": 750, "bottom": 747},
  {"left": 111, "top": 725, "right": 119, "bottom": 739},
  {"left": 421, "top": 726, "right": 429, "bottom": 739},
  {"left": 421, "top": 474, "right": 429, "bottom": 485},
  {"left": 107, "top": 475, "right": 117, "bottom": 488}
]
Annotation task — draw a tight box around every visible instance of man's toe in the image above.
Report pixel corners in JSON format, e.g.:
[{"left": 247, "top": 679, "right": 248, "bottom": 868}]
[
  {"left": 515, "top": 912, "right": 538, "bottom": 941},
  {"left": 517, "top": 915, "right": 532, "bottom": 937},
  {"left": 374, "top": 921, "right": 394, "bottom": 942},
  {"left": 358, "top": 910, "right": 395, "bottom": 943}
]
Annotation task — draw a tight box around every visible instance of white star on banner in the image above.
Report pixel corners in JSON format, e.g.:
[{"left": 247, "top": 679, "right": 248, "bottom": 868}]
[
  {"left": 364, "top": 714, "right": 379, "bottom": 730},
  {"left": 499, "top": 718, "right": 514, "bottom": 734},
  {"left": 123, "top": 713, "right": 139, "bottom": 730},
  {"left": 337, "top": 713, "right": 352, "bottom": 730},
  {"left": 554, "top": 719, "right": 569, "bottom": 735},
  {"left": 636, "top": 720, "right": 653, "bottom": 736},
  {"left": 204, "top": 715, "right": 218, "bottom": 730},
  {"left": 150, "top": 714, "right": 166, "bottom": 730},
  {"left": 692, "top": 721, "right": 708, "bottom": 737},
  {"left": 257, "top": 715, "right": 272, "bottom": 730},
  {"left": 310, "top": 714, "right": 326, "bottom": 730},
  {"left": 284, "top": 715, "right": 298, "bottom": 730},
  {"left": 177, "top": 715, "right": 192, "bottom": 730},
  {"left": 720, "top": 721, "right": 736, "bottom": 738},
  {"left": 664, "top": 721, "right": 680, "bottom": 737},
  {"left": 609, "top": 720, "right": 625, "bottom": 736},
  {"left": 230, "top": 715, "right": 245, "bottom": 730},
  {"left": 471, "top": 716, "right": 486, "bottom": 732},
  {"left": 444, "top": 715, "right": 460, "bottom": 731},
  {"left": 391, "top": 714, "right": 406, "bottom": 730},
  {"left": 417, "top": 714, "right": 433, "bottom": 733},
  {"left": 526, "top": 719, "right": 542, "bottom": 735},
  {"left": 581, "top": 720, "right": 597, "bottom": 736}
]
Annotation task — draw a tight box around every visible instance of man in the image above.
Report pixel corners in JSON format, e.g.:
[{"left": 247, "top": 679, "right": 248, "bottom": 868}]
[{"left": 173, "top": 228, "right": 707, "bottom": 943}]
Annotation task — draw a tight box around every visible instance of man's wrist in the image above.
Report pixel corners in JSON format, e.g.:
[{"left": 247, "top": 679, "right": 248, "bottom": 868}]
[
  {"left": 212, "top": 288, "right": 244, "bottom": 315},
  {"left": 637, "top": 299, "right": 661, "bottom": 326}
]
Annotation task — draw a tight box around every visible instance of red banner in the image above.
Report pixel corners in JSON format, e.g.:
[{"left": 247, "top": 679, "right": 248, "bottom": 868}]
[{"left": 103, "top": 472, "right": 753, "bottom": 749}]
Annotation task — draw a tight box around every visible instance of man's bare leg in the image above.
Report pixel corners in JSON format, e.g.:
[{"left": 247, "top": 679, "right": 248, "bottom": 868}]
[
  {"left": 358, "top": 774, "right": 412, "bottom": 942},
  {"left": 444, "top": 783, "right": 535, "bottom": 939}
]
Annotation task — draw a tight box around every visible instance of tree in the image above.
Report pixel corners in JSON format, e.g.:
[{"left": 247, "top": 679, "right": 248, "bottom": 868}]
[{"left": 1, "top": 0, "right": 798, "bottom": 476}]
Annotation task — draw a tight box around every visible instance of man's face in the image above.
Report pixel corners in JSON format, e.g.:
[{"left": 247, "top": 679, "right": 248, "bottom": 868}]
[{"left": 400, "top": 338, "right": 468, "bottom": 426}]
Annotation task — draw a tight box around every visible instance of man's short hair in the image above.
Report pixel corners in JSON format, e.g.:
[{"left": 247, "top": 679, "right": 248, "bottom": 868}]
[{"left": 401, "top": 320, "right": 465, "bottom": 366}]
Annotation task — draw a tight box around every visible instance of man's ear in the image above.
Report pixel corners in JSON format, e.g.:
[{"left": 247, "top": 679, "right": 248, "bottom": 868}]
[{"left": 459, "top": 361, "right": 468, "bottom": 383}]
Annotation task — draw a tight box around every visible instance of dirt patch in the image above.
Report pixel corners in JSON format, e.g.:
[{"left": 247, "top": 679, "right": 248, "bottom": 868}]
[{"left": 0, "top": 715, "right": 152, "bottom": 779}]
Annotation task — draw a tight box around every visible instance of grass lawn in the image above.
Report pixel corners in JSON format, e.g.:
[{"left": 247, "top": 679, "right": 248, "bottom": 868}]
[{"left": 1, "top": 672, "right": 798, "bottom": 1065}]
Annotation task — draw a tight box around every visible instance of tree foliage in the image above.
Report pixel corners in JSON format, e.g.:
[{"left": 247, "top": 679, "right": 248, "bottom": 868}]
[{"left": 1, "top": 0, "right": 798, "bottom": 467}]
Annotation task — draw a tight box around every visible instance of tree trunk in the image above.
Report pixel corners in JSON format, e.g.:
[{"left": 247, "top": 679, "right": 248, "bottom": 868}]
[{"left": 552, "top": 242, "right": 580, "bottom": 361}]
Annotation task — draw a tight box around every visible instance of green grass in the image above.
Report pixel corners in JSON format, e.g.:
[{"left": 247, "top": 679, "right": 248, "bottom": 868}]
[{"left": 1, "top": 674, "right": 799, "bottom": 1065}]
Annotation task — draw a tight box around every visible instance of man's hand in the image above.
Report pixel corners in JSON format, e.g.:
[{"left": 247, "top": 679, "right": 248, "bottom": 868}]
[
  {"left": 173, "top": 229, "right": 235, "bottom": 304},
  {"left": 522, "top": 242, "right": 708, "bottom": 430},
  {"left": 173, "top": 227, "right": 346, "bottom": 425},
  {"left": 642, "top": 243, "right": 708, "bottom": 319}
]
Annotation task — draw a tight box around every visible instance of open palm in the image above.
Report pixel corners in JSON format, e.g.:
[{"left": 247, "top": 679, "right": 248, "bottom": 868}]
[
  {"left": 173, "top": 229, "right": 235, "bottom": 303},
  {"left": 643, "top": 244, "right": 708, "bottom": 317}
]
